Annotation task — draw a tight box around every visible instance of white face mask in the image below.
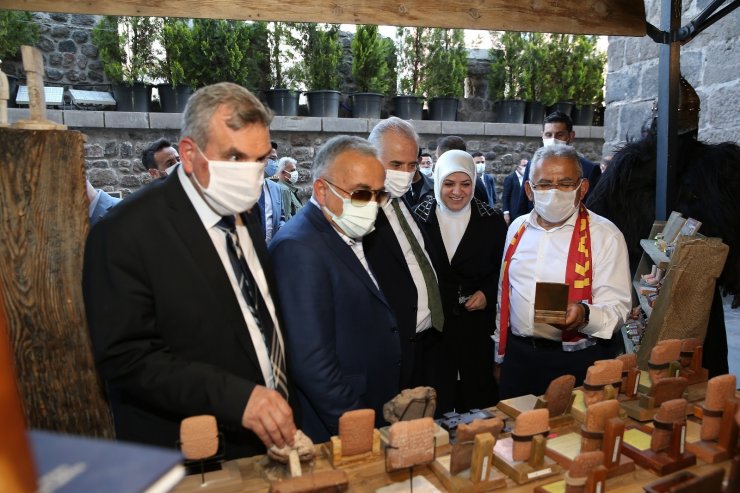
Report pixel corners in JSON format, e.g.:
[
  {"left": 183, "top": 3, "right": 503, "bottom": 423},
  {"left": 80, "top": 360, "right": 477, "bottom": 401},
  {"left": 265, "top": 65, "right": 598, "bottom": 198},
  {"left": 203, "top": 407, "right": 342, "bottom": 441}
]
[
  {"left": 475, "top": 162, "right": 486, "bottom": 174},
  {"left": 532, "top": 187, "right": 580, "bottom": 224},
  {"left": 384, "top": 169, "right": 414, "bottom": 198},
  {"left": 542, "top": 137, "right": 570, "bottom": 147},
  {"left": 289, "top": 170, "right": 299, "bottom": 183},
  {"left": 323, "top": 182, "right": 379, "bottom": 239},
  {"left": 192, "top": 150, "right": 265, "bottom": 216},
  {"left": 419, "top": 166, "right": 433, "bottom": 177}
]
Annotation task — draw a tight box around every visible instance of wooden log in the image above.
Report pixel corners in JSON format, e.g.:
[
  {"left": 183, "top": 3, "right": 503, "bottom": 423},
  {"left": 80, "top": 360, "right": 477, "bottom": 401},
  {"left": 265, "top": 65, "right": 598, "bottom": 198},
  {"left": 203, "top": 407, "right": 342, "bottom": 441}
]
[
  {"left": 0, "top": 128, "right": 114, "bottom": 438},
  {"left": 8, "top": 0, "right": 646, "bottom": 36}
]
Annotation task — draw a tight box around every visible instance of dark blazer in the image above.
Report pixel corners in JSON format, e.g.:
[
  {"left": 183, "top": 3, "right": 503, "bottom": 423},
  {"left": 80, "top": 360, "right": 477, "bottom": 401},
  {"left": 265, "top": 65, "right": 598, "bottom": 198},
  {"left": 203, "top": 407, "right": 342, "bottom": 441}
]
[
  {"left": 405, "top": 172, "right": 434, "bottom": 207},
  {"left": 481, "top": 174, "right": 497, "bottom": 207},
  {"left": 269, "top": 203, "right": 401, "bottom": 443},
  {"left": 89, "top": 189, "right": 121, "bottom": 227},
  {"left": 514, "top": 155, "right": 602, "bottom": 217},
  {"left": 413, "top": 197, "right": 507, "bottom": 411},
  {"left": 502, "top": 171, "right": 522, "bottom": 219},
  {"left": 363, "top": 199, "right": 439, "bottom": 392},
  {"left": 82, "top": 170, "right": 292, "bottom": 460},
  {"left": 474, "top": 177, "right": 489, "bottom": 204}
]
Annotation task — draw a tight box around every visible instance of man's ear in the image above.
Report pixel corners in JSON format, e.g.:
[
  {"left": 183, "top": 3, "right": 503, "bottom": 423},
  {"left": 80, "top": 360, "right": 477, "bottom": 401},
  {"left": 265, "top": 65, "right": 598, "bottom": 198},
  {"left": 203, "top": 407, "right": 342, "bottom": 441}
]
[
  {"left": 568, "top": 131, "right": 576, "bottom": 143},
  {"left": 524, "top": 181, "right": 534, "bottom": 202},
  {"left": 313, "top": 179, "right": 326, "bottom": 206},
  {"left": 147, "top": 168, "right": 160, "bottom": 179},
  {"left": 178, "top": 138, "right": 197, "bottom": 175},
  {"left": 578, "top": 178, "right": 589, "bottom": 201}
]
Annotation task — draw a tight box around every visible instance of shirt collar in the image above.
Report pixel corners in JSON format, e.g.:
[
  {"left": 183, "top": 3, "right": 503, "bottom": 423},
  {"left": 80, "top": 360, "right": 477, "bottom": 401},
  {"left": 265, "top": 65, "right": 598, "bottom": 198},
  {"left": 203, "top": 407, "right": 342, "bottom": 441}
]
[{"left": 178, "top": 164, "right": 221, "bottom": 229}]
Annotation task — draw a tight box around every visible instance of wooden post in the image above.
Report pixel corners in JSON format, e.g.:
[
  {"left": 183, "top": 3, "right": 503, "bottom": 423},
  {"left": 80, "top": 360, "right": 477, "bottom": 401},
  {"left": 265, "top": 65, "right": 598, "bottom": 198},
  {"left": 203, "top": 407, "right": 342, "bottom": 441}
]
[
  {"left": 0, "top": 127, "right": 113, "bottom": 438},
  {"left": 0, "top": 70, "right": 8, "bottom": 127}
]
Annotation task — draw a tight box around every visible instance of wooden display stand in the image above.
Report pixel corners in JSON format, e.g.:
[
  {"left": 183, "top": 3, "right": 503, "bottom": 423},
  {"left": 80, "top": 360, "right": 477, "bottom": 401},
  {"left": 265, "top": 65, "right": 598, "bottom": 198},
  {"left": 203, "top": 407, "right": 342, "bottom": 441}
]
[
  {"left": 176, "top": 461, "right": 242, "bottom": 493},
  {"left": 430, "top": 433, "right": 507, "bottom": 492},
  {"left": 621, "top": 423, "right": 696, "bottom": 476},
  {"left": 545, "top": 417, "right": 635, "bottom": 478},
  {"left": 492, "top": 435, "right": 560, "bottom": 485},
  {"left": 621, "top": 377, "right": 691, "bottom": 422},
  {"left": 625, "top": 222, "right": 728, "bottom": 371},
  {"left": 619, "top": 367, "right": 642, "bottom": 401},
  {"left": 326, "top": 429, "right": 381, "bottom": 467},
  {"left": 533, "top": 465, "right": 608, "bottom": 493},
  {"left": 569, "top": 386, "right": 618, "bottom": 424},
  {"left": 685, "top": 398, "right": 739, "bottom": 463},
  {"left": 497, "top": 393, "right": 575, "bottom": 429},
  {"left": 642, "top": 467, "right": 725, "bottom": 493}
]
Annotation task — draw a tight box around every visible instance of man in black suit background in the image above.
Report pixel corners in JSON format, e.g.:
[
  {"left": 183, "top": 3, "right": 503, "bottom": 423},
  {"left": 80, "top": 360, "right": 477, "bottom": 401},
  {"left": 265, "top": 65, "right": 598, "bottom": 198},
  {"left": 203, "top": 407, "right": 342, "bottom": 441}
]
[
  {"left": 364, "top": 117, "right": 449, "bottom": 412},
  {"left": 83, "top": 82, "right": 296, "bottom": 459},
  {"left": 502, "top": 159, "right": 527, "bottom": 225}
]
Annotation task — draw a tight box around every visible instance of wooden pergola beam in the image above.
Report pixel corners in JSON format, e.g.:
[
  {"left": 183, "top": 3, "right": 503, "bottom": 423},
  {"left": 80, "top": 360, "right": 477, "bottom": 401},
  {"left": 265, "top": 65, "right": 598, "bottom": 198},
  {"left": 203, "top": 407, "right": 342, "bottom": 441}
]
[{"left": 2, "top": 0, "right": 646, "bottom": 36}]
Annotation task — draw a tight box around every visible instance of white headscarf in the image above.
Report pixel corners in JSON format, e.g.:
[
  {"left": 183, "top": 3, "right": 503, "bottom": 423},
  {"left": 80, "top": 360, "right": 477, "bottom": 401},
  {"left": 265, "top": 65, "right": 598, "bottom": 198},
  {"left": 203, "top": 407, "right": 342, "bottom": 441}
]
[{"left": 434, "top": 150, "right": 476, "bottom": 261}]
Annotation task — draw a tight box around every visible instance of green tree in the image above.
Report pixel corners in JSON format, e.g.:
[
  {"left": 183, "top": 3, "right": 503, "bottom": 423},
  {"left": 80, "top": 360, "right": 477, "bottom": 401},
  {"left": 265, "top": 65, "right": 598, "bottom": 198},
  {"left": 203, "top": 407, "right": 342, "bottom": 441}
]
[
  {"left": 351, "top": 25, "right": 390, "bottom": 93},
  {"left": 487, "top": 31, "right": 526, "bottom": 101},
  {"left": 543, "top": 33, "right": 576, "bottom": 103},
  {"left": 92, "top": 16, "right": 159, "bottom": 85},
  {"left": 155, "top": 18, "right": 193, "bottom": 88},
  {"left": 571, "top": 35, "right": 606, "bottom": 106},
  {"left": 519, "top": 32, "right": 559, "bottom": 106},
  {"left": 292, "top": 23, "right": 342, "bottom": 90},
  {"left": 396, "top": 26, "right": 430, "bottom": 95},
  {"left": 268, "top": 22, "right": 298, "bottom": 88},
  {"left": 0, "top": 10, "right": 39, "bottom": 66},
  {"left": 243, "top": 21, "right": 270, "bottom": 91},
  {"left": 422, "top": 28, "right": 467, "bottom": 98},
  {"left": 188, "top": 19, "right": 252, "bottom": 88}
]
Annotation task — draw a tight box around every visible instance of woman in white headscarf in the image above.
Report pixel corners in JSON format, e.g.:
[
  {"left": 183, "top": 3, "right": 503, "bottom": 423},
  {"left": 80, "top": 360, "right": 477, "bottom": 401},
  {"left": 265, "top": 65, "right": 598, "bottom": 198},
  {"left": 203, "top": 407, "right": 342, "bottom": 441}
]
[{"left": 413, "top": 149, "right": 508, "bottom": 410}]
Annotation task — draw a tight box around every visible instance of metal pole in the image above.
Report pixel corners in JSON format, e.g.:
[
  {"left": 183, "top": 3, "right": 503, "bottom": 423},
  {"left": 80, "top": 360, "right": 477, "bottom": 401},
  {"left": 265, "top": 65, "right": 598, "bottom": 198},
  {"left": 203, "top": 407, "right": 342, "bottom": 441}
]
[{"left": 655, "top": 0, "right": 682, "bottom": 220}]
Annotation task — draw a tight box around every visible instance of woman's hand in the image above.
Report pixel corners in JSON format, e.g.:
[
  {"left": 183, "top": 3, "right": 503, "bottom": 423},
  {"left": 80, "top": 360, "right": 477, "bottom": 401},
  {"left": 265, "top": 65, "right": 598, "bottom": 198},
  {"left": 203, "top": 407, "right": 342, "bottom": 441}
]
[{"left": 464, "top": 290, "right": 487, "bottom": 311}]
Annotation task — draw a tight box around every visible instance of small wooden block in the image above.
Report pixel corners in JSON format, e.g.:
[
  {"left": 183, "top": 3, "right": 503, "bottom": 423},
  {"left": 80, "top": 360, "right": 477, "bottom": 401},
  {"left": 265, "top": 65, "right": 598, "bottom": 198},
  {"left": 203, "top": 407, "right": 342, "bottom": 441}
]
[
  {"left": 642, "top": 468, "right": 724, "bottom": 493},
  {"left": 621, "top": 425, "right": 696, "bottom": 476},
  {"left": 430, "top": 454, "right": 507, "bottom": 493},
  {"left": 534, "top": 282, "right": 568, "bottom": 324},
  {"left": 492, "top": 436, "right": 560, "bottom": 485}
]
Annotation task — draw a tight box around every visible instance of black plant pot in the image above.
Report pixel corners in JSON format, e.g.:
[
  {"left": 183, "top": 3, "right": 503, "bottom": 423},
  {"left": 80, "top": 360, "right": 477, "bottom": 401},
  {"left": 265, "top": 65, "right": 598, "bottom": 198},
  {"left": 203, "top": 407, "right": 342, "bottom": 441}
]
[
  {"left": 351, "top": 93, "right": 383, "bottom": 119},
  {"left": 158, "top": 84, "right": 192, "bottom": 113},
  {"left": 572, "top": 104, "right": 595, "bottom": 126},
  {"left": 496, "top": 99, "right": 526, "bottom": 123},
  {"left": 393, "top": 95, "right": 423, "bottom": 120},
  {"left": 6, "top": 74, "right": 19, "bottom": 108},
  {"left": 547, "top": 101, "right": 574, "bottom": 118},
  {"left": 592, "top": 105, "right": 605, "bottom": 127},
  {"left": 524, "top": 101, "right": 546, "bottom": 124},
  {"left": 112, "top": 82, "right": 152, "bottom": 112},
  {"left": 428, "top": 97, "right": 458, "bottom": 121},
  {"left": 265, "top": 88, "right": 300, "bottom": 116},
  {"left": 305, "top": 90, "right": 340, "bottom": 117}
]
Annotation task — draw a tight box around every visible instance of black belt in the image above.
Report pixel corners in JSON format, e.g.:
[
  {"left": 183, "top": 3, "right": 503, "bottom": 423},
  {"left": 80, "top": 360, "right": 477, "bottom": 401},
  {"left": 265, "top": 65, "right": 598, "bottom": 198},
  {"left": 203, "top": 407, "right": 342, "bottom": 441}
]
[{"left": 511, "top": 333, "right": 561, "bottom": 349}]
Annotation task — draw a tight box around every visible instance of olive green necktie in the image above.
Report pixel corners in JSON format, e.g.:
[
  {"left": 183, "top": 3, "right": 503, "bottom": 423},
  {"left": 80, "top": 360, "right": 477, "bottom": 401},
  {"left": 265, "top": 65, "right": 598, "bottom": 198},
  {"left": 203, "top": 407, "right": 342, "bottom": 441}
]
[{"left": 390, "top": 199, "right": 444, "bottom": 332}]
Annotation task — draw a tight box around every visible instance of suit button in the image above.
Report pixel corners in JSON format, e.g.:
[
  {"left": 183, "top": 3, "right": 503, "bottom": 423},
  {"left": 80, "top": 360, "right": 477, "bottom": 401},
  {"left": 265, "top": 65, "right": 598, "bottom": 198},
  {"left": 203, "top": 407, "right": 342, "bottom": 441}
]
[
  {"left": 408, "top": 336, "right": 416, "bottom": 342},
  {"left": 391, "top": 327, "right": 398, "bottom": 333},
  {"left": 397, "top": 361, "right": 401, "bottom": 367}
]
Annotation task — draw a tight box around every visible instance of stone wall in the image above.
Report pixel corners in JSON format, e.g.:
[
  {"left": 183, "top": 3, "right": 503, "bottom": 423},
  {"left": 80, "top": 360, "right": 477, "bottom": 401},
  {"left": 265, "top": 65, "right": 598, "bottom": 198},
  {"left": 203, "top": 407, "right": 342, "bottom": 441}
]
[{"left": 605, "top": 0, "right": 740, "bottom": 151}]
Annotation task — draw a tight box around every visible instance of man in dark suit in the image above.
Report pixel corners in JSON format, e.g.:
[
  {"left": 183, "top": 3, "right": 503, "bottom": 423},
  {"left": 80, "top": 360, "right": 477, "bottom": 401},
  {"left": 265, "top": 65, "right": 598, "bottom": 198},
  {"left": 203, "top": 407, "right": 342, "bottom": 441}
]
[
  {"left": 502, "top": 159, "right": 526, "bottom": 225},
  {"left": 514, "top": 111, "right": 602, "bottom": 217},
  {"left": 404, "top": 152, "right": 434, "bottom": 207},
  {"left": 269, "top": 135, "right": 400, "bottom": 443},
  {"left": 83, "top": 83, "right": 296, "bottom": 460},
  {"left": 364, "top": 117, "right": 448, "bottom": 412},
  {"left": 472, "top": 151, "right": 497, "bottom": 208}
]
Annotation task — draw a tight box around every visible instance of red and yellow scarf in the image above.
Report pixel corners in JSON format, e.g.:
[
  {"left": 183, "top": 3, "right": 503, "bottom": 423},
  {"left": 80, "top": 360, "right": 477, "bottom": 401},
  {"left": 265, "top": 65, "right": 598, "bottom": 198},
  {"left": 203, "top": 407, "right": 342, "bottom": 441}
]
[{"left": 498, "top": 204, "right": 593, "bottom": 356}]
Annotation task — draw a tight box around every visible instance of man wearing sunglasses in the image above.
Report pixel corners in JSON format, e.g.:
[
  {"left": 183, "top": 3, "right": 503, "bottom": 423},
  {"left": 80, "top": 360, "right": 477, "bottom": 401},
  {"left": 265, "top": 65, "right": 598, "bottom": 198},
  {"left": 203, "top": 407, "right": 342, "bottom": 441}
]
[
  {"left": 496, "top": 144, "right": 631, "bottom": 400},
  {"left": 269, "top": 135, "right": 401, "bottom": 443}
]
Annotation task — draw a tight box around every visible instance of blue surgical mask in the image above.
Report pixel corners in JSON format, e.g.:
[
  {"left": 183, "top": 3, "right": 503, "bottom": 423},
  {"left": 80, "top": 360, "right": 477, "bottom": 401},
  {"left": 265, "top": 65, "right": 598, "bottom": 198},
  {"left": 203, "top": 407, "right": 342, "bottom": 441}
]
[{"left": 265, "top": 159, "right": 279, "bottom": 177}]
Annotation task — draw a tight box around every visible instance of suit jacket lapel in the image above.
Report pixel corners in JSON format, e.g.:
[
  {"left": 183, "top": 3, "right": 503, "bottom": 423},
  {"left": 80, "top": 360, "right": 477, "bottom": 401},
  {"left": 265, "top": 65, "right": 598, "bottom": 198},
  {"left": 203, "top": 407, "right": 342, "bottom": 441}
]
[{"left": 164, "top": 175, "right": 262, "bottom": 371}]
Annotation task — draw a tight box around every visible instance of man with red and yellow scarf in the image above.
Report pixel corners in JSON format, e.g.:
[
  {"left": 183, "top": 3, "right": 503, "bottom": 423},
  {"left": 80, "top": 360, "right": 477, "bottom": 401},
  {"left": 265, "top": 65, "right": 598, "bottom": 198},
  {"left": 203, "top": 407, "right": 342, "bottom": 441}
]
[{"left": 496, "top": 144, "right": 631, "bottom": 399}]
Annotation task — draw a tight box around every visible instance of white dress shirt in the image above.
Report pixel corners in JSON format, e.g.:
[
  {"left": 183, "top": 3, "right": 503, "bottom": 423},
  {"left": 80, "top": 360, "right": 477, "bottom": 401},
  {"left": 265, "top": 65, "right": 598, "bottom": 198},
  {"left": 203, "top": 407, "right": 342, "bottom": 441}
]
[
  {"left": 179, "top": 165, "right": 277, "bottom": 389},
  {"left": 496, "top": 206, "right": 631, "bottom": 354},
  {"left": 383, "top": 199, "right": 434, "bottom": 333}
]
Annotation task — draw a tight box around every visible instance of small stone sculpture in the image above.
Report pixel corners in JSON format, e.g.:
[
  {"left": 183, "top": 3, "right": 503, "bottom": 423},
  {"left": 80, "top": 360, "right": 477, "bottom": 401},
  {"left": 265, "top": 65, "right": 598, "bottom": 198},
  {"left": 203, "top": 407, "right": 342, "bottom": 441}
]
[
  {"left": 338, "top": 409, "right": 375, "bottom": 456},
  {"left": 386, "top": 417, "right": 435, "bottom": 470},
  {"left": 180, "top": 415, "right": 219, "bottom": 460},
  {"left": 512, "top": 408, "right": 549, "bottom": 461},
  {"left": 268, "top": 430, "right": 316, "bottom": 463},
  {"left": 651, "top": 398, "right": 687, "bottom": 452},
  {"left": 383, "top": 386, "right": 437, "bottom": 424},
  {"left": 701, "top": 374, "right": 737, "bottom": 441},
  {"left": 565, "top": 451, "right": 604, "bottom": 493},
  {"left": 581, "top": 399, "right": 620, "bottom": 452},
  {"left": 543, "top": 374, "right": 576, "bottom": 416},
  {"left": 583, "top": 360, "right": 622, "bottom": 407},
  {"left": 616, "top": 353, "right": 637, "bottom": 394},
  {"left": 679, "top": 338, "right": 701, "bottom": 368},
  {"left": 648, "top": 339, "right": 682, "bottom": 385}
]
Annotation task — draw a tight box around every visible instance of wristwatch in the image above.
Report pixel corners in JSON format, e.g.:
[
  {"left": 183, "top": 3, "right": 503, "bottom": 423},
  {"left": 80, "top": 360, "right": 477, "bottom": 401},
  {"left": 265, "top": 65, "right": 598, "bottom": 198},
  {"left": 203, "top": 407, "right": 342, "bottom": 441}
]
[{"left": 577, "top": 302, "right": 590, "bottom": 324}]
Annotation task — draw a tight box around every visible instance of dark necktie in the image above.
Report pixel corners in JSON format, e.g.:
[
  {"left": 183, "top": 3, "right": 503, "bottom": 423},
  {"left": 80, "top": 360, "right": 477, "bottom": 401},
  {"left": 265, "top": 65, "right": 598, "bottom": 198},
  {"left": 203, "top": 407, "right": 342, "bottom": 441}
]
[
  {"left": 216, "top": 216, "right": 288, "bottom": 398},
  {"left": 390, "top": 199, "right": 445, "bottom": 331}
]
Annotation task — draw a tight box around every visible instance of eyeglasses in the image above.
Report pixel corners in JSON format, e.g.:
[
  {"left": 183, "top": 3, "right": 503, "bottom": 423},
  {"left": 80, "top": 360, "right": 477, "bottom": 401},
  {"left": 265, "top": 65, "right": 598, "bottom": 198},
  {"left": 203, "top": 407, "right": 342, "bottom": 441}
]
[
  {"left": 323, "top": 179, "right": 390, "bottom": 206},
  {"left": 529, "top": 178, "right": 583, "bottom": 192}
]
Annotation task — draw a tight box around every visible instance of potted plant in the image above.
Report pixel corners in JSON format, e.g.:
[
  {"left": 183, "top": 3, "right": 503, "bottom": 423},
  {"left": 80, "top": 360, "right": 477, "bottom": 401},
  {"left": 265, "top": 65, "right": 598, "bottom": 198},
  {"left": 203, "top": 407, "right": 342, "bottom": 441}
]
[
  {"left": 187, "top": 19, "right": 254, "bottom": 89},
  {"left": 394, "top": 26, "right": 428, "bottom": 120},
  {"left": 488, "top": 31, "right": 526, "bottom": 123},
  {"left": 0, "top": 10, "right": 39, "bottom": 107},
  {"left": 293, "top": 23, "right": 343, "bottom": 117},
  {"left": 350, "top": 25, "right": 390, "bottom": 119},
  {"left": 92, "top": 16, "right": 159, "bottom": 111},
  {"left": 519, "top": 32, "right": 558, "bottom": 123},
  {"left": 542, "top": 33, "right": 576, "bottom": 117},
  {"left": 265, "top": 22, "right": 300, "bottom": 116},
  {"left": 422, "top": 28, "right": 467, "bottom": 121},
  {"left": 154, "top": 18, "right": 194, "bottom": 113},
  {"left": 571, "top": 35, "right": 606, "bottom": 126}
]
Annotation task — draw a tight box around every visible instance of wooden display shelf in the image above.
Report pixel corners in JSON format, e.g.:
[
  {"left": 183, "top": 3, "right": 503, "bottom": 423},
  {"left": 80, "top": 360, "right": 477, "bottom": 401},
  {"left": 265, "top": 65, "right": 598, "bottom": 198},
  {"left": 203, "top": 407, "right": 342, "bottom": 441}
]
[
  {"left": 639, "top": 239, "right": 671, "bottom": 270},
  {"left": 632, "top": 280, "right": 655, "bottom": 317}
]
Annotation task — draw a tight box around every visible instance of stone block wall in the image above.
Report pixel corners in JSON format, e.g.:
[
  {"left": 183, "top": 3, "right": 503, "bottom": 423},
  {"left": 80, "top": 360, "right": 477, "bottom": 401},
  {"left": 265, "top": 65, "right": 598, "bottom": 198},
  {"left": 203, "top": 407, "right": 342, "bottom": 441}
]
[{"left": 605, "top": 0, "right": 739, "bottom": 151}]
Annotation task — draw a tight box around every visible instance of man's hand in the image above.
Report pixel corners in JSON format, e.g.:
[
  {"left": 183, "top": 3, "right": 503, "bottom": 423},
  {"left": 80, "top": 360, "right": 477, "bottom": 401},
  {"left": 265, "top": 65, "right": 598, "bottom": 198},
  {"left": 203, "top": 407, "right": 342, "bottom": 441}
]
[
  {"left": 464, "top": 290, "right": 487, "bottom": 311},
  {"left": 242, "top": 385, "right": 296, "bottom": 449},
  {"left": 559, "top": 302, "right": 587, "bottom": 332}
]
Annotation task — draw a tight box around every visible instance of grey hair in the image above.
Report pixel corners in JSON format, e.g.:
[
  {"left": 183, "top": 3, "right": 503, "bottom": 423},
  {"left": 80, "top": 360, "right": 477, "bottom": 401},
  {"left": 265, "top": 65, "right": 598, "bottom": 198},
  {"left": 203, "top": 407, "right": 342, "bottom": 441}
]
[
  {"left": 312, "top": 135, "right": 379, "bottom": 181},
  {"left": 367, "top": 116, "right": 419, "bottom": 150},
  {"left": 277, "top": 156, "right": 297, "bottom": 173},
  {"left": 180, "top": 82, "right": 272, "bottom": 149},
  {"left": 531, "top": 144, "right": 583, "bottom": 178}
]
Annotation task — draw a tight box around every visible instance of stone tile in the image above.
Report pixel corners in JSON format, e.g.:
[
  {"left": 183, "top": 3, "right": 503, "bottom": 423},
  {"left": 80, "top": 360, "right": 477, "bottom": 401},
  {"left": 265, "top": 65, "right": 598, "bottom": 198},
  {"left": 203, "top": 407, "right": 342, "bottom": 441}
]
[
  {"left": 104, "top": 112, "right": 149, "bottom": 129},
  {"left": 408, "top": 120, "right": 441, "bottom": 135},
  {"left": 271, "top": 117, "right": 322, "bottom": 132},
  {"left": 573, "top": 125, "right": 591, "bottom": 138},
  {"left": 6, "top": 108, "right": 64, "bottom": 125},
  {"left": 590, "top": 127, "right": 605, "bottom": 139},
  {"left": 323, "top": 117, "right": 367, "bottom": 133},
  {"left": 149, "top": 113, "right": 183, "bottom": 129},
  {"left": 485, "top": 122, "right": 526, "bottom": 136},
  {"left": 64, "top": 110, "right": 104, "bottom": 128},
  {"left": 523, "top": 124, "right": 542, "bottom": 137},
  {"left": 440, "top": 121, "right": 485, "bottom": 135}
]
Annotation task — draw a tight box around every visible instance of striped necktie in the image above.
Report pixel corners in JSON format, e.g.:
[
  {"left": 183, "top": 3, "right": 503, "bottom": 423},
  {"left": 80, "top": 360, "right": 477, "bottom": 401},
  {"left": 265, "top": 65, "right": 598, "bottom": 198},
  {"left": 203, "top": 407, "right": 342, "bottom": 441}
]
[{"left": 216, "top": 216, "right": 288, "bottom": 398}]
